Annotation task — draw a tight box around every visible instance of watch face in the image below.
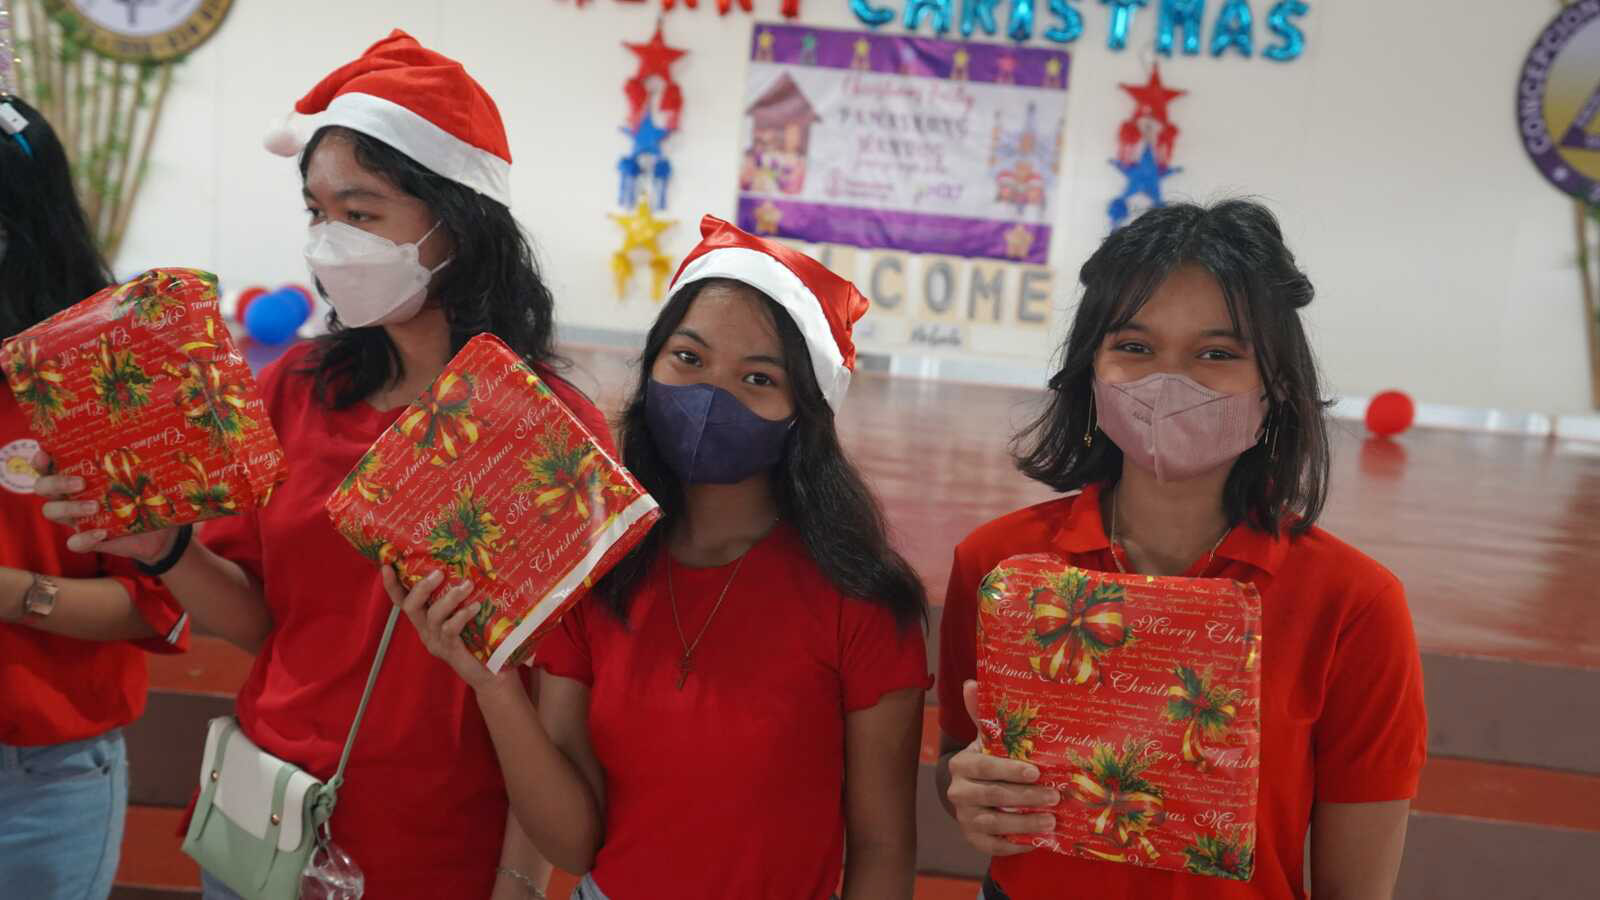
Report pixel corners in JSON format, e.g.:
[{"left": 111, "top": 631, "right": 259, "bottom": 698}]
[
  {"left": 68, "top": 0, "right": 206, "bottom": 38},
  {"left": 49, "top": 0, "right": 234, "bottom": 62}
]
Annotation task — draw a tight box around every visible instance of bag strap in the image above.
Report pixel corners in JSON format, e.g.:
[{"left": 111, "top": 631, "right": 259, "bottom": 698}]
[{"left": 315, "top": 604, "right": 404, "bottom": 822}]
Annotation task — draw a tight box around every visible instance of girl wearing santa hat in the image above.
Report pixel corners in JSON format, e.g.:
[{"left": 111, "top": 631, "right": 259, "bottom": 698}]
[
  {"left": 398, "top": 216, "right": 930, "bottom": 900},
  {"left": 36, "top": 31, "right": 603, "bottom": 899}
]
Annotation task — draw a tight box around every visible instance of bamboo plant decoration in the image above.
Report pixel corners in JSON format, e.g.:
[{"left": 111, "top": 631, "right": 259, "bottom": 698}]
[{"left": 8, "top": 0, "right": 181, "bottom": 261}]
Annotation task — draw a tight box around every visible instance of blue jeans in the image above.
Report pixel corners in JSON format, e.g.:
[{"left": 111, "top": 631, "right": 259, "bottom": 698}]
[
  {"left": 0, "top": 729, "right": 128, "bottom": 900},
  {"left": 200, "top": 868, "right": 247, "bottom": 900}
]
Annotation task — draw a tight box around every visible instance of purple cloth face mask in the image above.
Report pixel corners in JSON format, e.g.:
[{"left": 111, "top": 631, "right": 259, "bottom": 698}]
[
  {"left": 645, "top": 379, "right": 794, "bottom": 485},
  {"left": 1093, "top": 373, "right": 1268, "bottom": 483}
]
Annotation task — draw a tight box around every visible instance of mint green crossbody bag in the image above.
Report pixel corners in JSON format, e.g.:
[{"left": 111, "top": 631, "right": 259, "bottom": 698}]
[{"left": 181, "top": 606, "right": 401, "bottom": 899}]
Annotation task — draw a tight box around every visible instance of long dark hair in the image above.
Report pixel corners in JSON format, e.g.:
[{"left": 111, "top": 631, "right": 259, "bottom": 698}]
[
  {"left": 595, "top": 279, "right": 927, "bottom": 628},
  {"left": 297, "top": 126, "right": 562, "bottom": 407},
  {"left": 0, "top": 97, "right": 112, "bottom": 339},
  {"left": 1013, "top": 200, "right": 1330, "bottom": 535}
]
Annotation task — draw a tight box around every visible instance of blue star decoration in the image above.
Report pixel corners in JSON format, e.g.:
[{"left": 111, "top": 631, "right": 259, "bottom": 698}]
[
  {"left": 618, "top": 112, "right": 674, "bottom": 208},
  {"left": 1107, "top": 145, "right": 1182, "bottom": 229}
]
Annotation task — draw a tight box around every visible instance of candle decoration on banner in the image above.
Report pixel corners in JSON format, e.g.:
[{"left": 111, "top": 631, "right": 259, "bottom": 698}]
[
  {"left": 611, "top": 20, "right": 684, "bottom": 299},
  {"left": 1107, "top": 64, "right": 1185, "bottom": 229}
]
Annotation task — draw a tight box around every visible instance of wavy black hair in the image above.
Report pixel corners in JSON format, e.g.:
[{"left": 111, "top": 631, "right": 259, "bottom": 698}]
[
  {"left": 1012, "top": 200, "right": 1330, "bottom": 535},
  {"left": 0, "top": 96, "right": 112, "bottom": 339},
  {"left": 594, "top": 279, "right": 927, "bottom": 629},
  {"left": 296, "top": 126, "right": 562, "bottom": 407}
]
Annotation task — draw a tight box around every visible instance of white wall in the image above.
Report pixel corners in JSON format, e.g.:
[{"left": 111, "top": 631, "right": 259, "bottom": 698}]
[{"left": 101, "top": 0, "right": 1593, "bottom": 414}]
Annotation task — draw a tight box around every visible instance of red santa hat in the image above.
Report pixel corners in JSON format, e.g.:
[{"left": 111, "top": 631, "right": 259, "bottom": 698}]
[
  {"left": 667, "top": 216, "right": 869, "bottom": 412},
  {"left": 263, "top": 30, "right": 512, "bottom": 207}
]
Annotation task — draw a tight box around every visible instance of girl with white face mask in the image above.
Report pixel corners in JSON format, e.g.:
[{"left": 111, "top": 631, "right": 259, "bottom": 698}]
[
  {"left": 34, "top": 31, "right": 609, "bottom": 900},
  {"left": 935, "top": 201, "right": 1426, "bottom": 900}
]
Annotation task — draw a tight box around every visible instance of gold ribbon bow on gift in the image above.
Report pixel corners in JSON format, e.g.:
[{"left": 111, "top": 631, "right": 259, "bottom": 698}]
[
  {"left": 1028, "top": 570, "right": 1129, "bottom": 684},
  {"left": 398, "top": 372, "right": 482, "bottom": 466},
  {"left": 102, "top": 448, "right": 174, "bottom": 531},
  {"left": 1162, "top": 666, "right": 1241, "bottom": 772},
  {"left": 1068, "top": 772, "right": 1166, "bottom": 863},
  {"left": 4, "top": 340, "right": 77, "bottom": 432}
]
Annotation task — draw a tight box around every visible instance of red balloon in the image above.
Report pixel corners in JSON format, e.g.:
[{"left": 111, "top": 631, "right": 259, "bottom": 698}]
[
  {"left": 234, "top": 287, "right": 269, "bottom": 324},
  {"left": 1365, "top": 390, "right": 1415, "bottom": 437}
]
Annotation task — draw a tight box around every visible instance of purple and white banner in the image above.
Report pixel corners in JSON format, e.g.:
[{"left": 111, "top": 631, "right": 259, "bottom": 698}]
[{"left": 737, "top": 24, "right": 1071, "bottom": 264}]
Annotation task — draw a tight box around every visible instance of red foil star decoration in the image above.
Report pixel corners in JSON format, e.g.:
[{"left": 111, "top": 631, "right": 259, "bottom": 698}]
[
  {"left": 625, "top": 22, "right": 687, "bottom": 82},
  {"left": 1117, "top": 65, "right": 1186, "bottom": 166},
  {"left": 623, "top": 22, "right": 688, "bottom": 130}
]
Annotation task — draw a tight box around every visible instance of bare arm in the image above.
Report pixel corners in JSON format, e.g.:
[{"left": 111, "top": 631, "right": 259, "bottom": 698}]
[
  {"left": 34, "top": 456, "right": 273, "bottom": 652},
  {"left": 0, "top": 566, "right": 158, "bottom": 641},
  {"left": 840, "top": 687, "right": 923, "bottom": 900},
  {"left": 1310, "top": 800, "right": 1410, "bottom": 900},
  {"left": 489, "top": 808, "right": 554, "bottom": 900}
]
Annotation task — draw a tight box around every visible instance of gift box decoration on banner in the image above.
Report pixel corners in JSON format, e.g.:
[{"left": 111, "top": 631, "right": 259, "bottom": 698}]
[
  {"left": 975, "top": 554, "right": 1263, "bottom": 881},
  {"left": 1, "top": 268, "right": 289, "bottom": 538},
  {"left": 326, "top": 333, "right": 661, "bottom": 673}
]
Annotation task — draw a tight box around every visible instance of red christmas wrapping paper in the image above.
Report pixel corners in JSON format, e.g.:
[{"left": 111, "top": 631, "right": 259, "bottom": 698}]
[
  {"left": 326, "top": 333, "right": 661, "bottom": 673},
  {"left": 976, "top": 554, "right": 1263, "bottom": 881},
  {"left": 1, "top": 268, "right": 288, "bottom": 538}
]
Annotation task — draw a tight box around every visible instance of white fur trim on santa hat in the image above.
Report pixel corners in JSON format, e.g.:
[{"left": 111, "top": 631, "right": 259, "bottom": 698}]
[
  {"left": 263, "top": 92, "right": 511, "bottom": 207},
  {"left": 667, "top": 246, "right": 852, "bottom": 411}
]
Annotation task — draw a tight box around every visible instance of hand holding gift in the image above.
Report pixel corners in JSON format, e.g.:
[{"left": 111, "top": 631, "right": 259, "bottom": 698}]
[
  {"left": 328, "top": 333, "right": 660, "bottom": 673},
  {"left": 944, "top": 678, "right": 1061, "bottom": 858},
  {"left": 7, "top": 268, "right": 289, "bottom": 557}
]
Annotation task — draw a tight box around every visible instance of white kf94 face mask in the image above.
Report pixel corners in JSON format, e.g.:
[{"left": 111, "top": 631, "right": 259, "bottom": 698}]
[{"left": 303, "top": 220, "right": 450, "bottom": 328}]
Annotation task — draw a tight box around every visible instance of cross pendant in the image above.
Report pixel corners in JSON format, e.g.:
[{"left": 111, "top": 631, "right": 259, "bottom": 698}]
[{"left": 676, "top": 654, "right": 692, "bottom": 690}]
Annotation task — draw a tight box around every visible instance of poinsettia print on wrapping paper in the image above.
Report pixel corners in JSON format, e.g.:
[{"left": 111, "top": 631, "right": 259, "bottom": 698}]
[
  {"left": 975, "top": 554, "right": 1263, "bottom": 880},
  {"left": 326, "top": 333, "right": 661, "bottom": 673},
  {"left": 0, "top": 268, "right": 288, "bottom": 538}
]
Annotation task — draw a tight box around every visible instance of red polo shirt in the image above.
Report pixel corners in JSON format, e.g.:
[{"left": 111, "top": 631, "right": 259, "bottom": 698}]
[
  {"left": 938, "top": 482, "right": 1427, "bottom": 900},
  {"left": 0, "top": 382, "right": 189, "bottom": 747}
]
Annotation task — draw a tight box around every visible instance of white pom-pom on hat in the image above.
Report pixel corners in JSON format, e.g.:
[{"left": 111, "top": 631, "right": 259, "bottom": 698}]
[{"left": 262, "top": 113, "right": 304, "bottom": 157}]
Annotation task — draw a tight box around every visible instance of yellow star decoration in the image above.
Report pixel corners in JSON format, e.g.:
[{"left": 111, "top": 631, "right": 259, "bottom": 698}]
[
  {"left": 1045, "top": 57, "right": 1062, "bottom": 87},
  {"left": 852, "top": 37, "right": 872, "bottom": 70},
  {"left": 754, "top": 200, "right": 783, "bottom": 235},
  {"left": 1003, "top": 223, "right": 1035, "bottom": 260},
  {"left": 608, "top": 198, "right": 677, "bottom": 300}
]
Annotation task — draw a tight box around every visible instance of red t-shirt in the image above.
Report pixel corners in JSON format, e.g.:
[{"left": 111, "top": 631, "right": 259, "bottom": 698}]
[
  {"left": 200, "top": 342, "right": 614, "bottom": 900},
  {"left": 536, "top": 525, "right": 930, "bottom": 900},
  {"left": 0, "top": 382, "right": 189, "bottom": 746},
  {"left": 938, "top": 483, "right": 1427, "bottom": 900}
]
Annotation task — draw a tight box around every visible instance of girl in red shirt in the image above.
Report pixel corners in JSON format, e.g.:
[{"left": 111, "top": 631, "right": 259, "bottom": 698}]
[
  {"left": 0, "top": 95, "right": 188, "bottom": 900},
  {"left": 396, "top": 217, "right": 931, "bottom": 900},
  {"left": 936, "top": 201, "right": 1426, "bottom": 899},
  {"left": 36, "top": 33, "right": 604, "bottom": 899}
]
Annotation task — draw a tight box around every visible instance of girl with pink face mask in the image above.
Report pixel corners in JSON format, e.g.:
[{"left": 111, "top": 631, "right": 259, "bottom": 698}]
[{"left": 935, "top": 201, "right": 1426, "bottom": 900}]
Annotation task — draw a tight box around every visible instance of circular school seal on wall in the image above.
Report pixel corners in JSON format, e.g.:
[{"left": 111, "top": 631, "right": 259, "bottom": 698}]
[
  {"left": 0, "top": 438, "right": 41, "bottom": 494},
  {"left": 1518, "top": 3, "right": 1600, "bottom": 202}
]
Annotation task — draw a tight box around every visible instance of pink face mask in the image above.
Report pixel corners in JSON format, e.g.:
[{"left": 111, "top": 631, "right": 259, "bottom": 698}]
[{"left": 1093, "top": 373, "right": 1268, "bottom": 482}]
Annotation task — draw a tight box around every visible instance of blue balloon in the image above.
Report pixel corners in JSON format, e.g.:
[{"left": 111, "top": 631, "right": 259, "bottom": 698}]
[
  {"left": 1045, "top": 0, "right": 1084, "bottom": 42},
  {"left": 905, "top": 0, "right": 954, "bottom": 33},
  {"left": 1211, "top": 0, "right": 1254, "bottom": 57},
  {"left": 851, "top": 0, "right": 895, "bottom": 27},
  {"left": 1100, "top": 0, "right": 1148, "bottom": 51},
  {"left": 1265, "top": 0, "right": 1307, "bottom": 61},
  {"left": 1157, "top": 0, "right": 1205, "bottom": 56},
  {"left": 244, "top": 289, "right": 310, "bottom": 345},
  {"left": 1008, "top": 0, "right": 1036, "bottom": 41},
  {"left": 961, "top": 0, "right": 1001, "bottom": 37}
]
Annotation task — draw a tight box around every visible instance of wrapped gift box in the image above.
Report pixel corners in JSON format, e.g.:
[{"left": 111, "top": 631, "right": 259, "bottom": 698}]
[
  {"left": 327, "top": 333, "right": 660, "bottom": 672},
  {"left": 1, "top": 268, "right": 288, "bottom": 537},
  {"left": 976, "top": 554, "right": 1263, "bottom": 881}
]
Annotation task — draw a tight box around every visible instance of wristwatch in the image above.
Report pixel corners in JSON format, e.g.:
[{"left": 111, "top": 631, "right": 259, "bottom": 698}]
[{"left": 22, "top": 574, "right": 59, "bottom": 618}]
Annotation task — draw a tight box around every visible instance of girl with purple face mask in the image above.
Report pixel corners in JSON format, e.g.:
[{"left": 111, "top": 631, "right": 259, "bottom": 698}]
[
  {"left": 402, "top": 217, "right": 930, "bottom": 900},
  {"left": 935, "top": 201, "right": 1426, "bottom": 900}
]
